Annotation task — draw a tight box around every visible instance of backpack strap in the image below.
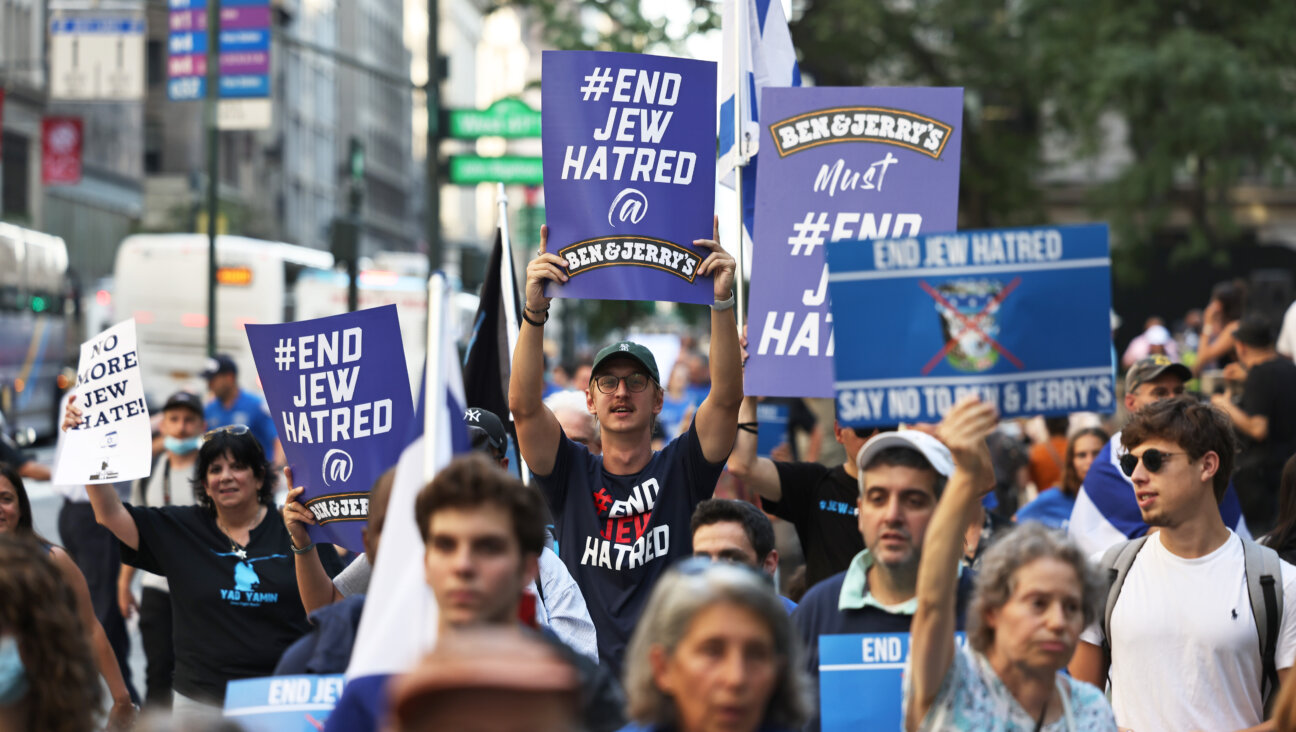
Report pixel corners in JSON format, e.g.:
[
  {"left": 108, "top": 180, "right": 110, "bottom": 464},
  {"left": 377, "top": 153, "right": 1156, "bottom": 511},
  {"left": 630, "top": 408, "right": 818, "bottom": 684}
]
[
  {"left": 1099, "top": 535, "right": 1150, "bottom": 670},
  {"left": 1241, "top": 535, "right": 1283, "bottom": 716}
]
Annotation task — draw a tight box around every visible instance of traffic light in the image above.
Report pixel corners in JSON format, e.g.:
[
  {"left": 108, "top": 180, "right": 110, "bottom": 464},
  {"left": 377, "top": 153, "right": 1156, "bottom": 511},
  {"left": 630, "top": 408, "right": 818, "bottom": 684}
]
[
  {"left": 349, "top": 138, "right": 365, "bottom": 182},
  {"left": 31, "top": 295, "right": 47, "bottom": 313},
  {"left": 331, "top": 217, "right": 359, "bottom": 264}
]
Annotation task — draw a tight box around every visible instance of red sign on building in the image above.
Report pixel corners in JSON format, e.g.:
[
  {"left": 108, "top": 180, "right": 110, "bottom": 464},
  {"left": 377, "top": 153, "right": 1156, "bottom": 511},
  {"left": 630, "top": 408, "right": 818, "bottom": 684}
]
[{"left": 42, "top": 116, "right": 83, "bottom": 186}]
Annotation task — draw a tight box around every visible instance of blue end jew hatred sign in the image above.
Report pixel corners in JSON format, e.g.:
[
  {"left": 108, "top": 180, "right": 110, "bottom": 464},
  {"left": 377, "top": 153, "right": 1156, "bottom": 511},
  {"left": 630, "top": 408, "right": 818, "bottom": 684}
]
[
  {"left": 826, "top": 224, "right": 1115, "bottom": 427},
  {"left": 246, "top": 305, "right": 414, "bottom": 552},
  {"left": 223, "top": 675, "right": 344, "bottom": 731},
  {"left": 819, "top": 632, "right": 965, "bottom": 731},
  {"left": 541, "top": 50, "right": 718, "bottom": 305}
]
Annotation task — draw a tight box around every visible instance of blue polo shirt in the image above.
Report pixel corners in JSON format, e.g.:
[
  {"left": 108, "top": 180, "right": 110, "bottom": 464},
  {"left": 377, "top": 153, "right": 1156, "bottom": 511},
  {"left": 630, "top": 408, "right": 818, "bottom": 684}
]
[{"left": 205, "top": 389, "right": 279, "bottom": 460}]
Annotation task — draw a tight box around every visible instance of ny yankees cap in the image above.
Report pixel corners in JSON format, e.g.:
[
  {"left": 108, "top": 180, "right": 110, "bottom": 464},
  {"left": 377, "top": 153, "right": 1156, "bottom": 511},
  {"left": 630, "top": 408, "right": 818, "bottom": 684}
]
[
  {"left": 855, "top": 430, "right": 954, "bottom": 478},
  {"left": 591, "top": 341, "right": 661, "bottom": 384},
  {"left": 200, "top": 353, "right": 238, "bottom": 379},
  {"left": 463, "top": 407, "right": 508, "bottom": 453},
  {"left": 1124, "top": 355, "right": 1191, "bottom": 393},
  {"left": 162, "top": 390, "right": 204, "bottom": 417}
]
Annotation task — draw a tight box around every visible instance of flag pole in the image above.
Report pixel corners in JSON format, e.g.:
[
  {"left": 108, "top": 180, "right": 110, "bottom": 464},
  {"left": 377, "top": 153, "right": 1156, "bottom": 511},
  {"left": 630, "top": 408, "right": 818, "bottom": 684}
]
[
  {"left": 732, "top": 0, "right": 749, "bottom": 333},
  {"left": 496, "top": 183, "right": 531, "bottom": 485},
  {"left": 424, "top": 272, "right": 446, "bottom": 483}
]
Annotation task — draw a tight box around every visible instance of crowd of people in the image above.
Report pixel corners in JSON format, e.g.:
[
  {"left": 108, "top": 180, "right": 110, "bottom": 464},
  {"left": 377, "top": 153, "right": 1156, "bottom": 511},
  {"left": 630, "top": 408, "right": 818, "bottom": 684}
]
[{"left": 3, "top": 236, "right": 1296, "bottom": 732}]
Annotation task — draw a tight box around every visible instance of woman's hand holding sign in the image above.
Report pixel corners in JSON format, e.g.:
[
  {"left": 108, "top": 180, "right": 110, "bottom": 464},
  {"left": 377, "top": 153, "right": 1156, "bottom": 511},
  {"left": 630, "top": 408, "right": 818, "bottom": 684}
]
[{"left": 694, "top": 215, "right": 735, "bottom": 302}]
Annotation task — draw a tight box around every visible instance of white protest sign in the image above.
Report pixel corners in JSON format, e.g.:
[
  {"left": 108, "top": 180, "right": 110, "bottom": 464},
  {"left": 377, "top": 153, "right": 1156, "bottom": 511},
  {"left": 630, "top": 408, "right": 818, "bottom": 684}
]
[{"left": 53, "top": 319, "right": 153, "bottom": 485}]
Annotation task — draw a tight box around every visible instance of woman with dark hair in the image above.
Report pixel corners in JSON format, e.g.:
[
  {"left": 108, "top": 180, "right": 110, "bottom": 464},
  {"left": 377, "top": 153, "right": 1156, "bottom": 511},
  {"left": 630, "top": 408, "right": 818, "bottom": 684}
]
[
  {"left": 0, "top": 533, "right": 104, "bottom": 732},
  {"left": 619, "top": 559, "right": 811, "bottom": 732},
  {"left": 0, "top": 463, "right": 135, "bottom": 729},
  {"left": 1193, "top": 279, "right": 1247, "bottom": 374},
  {"left": 1261, "top": 454, "right": 1296, "bottom": 565},
  {"left": 65, "top": 402, "right": 340, "bottom": 717},
  {"left": 905, "top": 398, "right": 1115, "bottom": 731},
  {"left": 1016, "top": 427, "right": 1108, "bottom": 530}
]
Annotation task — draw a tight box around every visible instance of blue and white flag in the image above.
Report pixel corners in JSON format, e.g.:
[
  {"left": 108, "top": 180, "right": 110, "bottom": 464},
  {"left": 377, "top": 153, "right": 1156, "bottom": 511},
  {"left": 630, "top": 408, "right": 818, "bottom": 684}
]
[
  {"left": 718, "top": 0, "right": 801, "bottom": 237},
  {"left": 1068, "top": 432, "right": 1250, "bottom": 557},
  {"left": 346, "top": 273, "right": 470, "bottom": 680}
]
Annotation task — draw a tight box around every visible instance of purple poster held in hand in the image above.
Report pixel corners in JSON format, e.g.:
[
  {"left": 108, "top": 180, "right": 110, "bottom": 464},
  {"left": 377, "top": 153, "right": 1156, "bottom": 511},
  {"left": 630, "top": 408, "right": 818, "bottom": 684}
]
[
  {"left": 745, "top": 87, "right": 963, "bottom": 397},
  {"left": 245, "top": 305, "right": 414, "bottom": 552},
  {"left": 541, "top": 50, "right": 717, "bottom": 305}
]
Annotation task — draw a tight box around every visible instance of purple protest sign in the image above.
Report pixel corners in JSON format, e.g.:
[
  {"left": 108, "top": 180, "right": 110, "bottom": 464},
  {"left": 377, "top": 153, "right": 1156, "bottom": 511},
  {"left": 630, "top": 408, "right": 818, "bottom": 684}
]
[
  {"left": 541, "top": 51, "right": 717, "bottom": 305},
  {"left": 245, "top": 305, "right": 414, "bottom": 552},
  {"left": 745, "top": 87, "right": 964, "bottom": 397}
]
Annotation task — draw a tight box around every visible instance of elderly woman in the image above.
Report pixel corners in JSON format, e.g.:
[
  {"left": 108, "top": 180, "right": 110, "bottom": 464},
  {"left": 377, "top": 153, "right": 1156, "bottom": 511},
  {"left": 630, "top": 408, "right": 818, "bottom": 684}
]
[
  {"left": 620, "top": 559, "right": 810, "bottom": 732},
  {"left": 905, "top": 398, "right": 1116, "bottom": 731}
]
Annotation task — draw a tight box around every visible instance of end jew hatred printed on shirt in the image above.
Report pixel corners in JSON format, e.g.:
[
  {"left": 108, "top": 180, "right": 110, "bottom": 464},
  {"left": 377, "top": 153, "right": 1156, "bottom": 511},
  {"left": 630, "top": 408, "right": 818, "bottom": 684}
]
[
  {"left": 53, "top": 318, "right": 154, "bottom": 485},
  {"left": 744, "top": 87, "right": 964, "bottom": 398},
  {"left": 246, "top": 305, "right": 414, "bottom": 552},
  {"left": 825, "top": 224, "right": 1116, "bottom": 427},
  {"left": 541, "top": 50, "right": 718, "bottom": 305}
]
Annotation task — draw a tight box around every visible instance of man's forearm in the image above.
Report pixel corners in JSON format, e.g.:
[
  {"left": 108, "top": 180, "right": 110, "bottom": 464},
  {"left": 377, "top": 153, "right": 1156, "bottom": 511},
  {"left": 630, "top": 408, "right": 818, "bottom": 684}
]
[
  {"left": 707, "top": 307, "right": 743, "bottom": 409},
  {"left": 509, "top": 316, "right": 547, "bottom": 419}
]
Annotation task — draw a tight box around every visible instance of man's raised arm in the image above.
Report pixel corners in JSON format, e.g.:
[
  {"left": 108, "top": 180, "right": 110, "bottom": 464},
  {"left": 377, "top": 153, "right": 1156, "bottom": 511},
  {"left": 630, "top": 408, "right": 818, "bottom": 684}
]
[
  {"left": 693, "top": 216, "right": 743, "bottom": 463},
  {"left": 726, "top": 395, "right": 784, "bottom": 501},
  {"left": 508, "top": 225, "right": 567, "bottom": 477}
]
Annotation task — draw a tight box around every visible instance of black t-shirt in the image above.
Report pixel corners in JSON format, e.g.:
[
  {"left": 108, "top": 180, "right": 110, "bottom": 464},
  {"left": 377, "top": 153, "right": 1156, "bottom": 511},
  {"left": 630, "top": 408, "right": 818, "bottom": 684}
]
[
  {"left": 765, "top": 462, "right": 864, "bottom": 589},
  {"left": 1241, "top": 358, "right": 1296, "bottom": 474},
  {"left": 534, "top": 423, "right": 725, "bottom": 674},
  {"left": 121, "top": 504, "right": 340, "bottom": 703}
]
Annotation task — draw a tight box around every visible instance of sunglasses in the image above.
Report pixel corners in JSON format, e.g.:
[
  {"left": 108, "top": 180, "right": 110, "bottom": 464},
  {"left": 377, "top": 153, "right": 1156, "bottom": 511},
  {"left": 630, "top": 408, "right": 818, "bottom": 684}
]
[
  {"left": 593, "top": 372, "right": 651, "bottom": 394},
  {"left": 203, "top": 424, "right": 251, "bottom": 442},
  {"left": 1119, "top": 448, "right": 1185, "bottom": 477}
]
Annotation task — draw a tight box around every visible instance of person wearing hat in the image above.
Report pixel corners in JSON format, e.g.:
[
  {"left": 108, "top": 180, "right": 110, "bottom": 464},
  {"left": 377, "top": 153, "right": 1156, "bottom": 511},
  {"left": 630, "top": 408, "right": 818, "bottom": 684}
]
[
  {"left": 115, "top": 390, "right": 206, "bottom": 710},
  {"left": 1068, "top": 355, "right": 1250, "bottom": 556},
  {"left": 790, "top": 429, "right": 973, "bottom": 732},
  {"left": 1212, "top": 316, "right": 1296, "bottom": 532},
  {"left": 509, "top": 220, "right": 743, "bottom": 675},
  {"left": 200, "top": 353, "right": 283, "bottom": 471}
]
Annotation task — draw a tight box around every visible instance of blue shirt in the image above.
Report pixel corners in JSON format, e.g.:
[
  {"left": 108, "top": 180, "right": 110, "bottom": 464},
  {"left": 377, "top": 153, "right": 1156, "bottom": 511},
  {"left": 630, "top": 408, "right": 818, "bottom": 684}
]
[
  {"left": 324, "top": 674, "right": 387, "bottom": 732},
  {"left": 1016, "top": 487, "right": 1076, "bottom": 530},
  {"left": 205, "top": 389, "right": 279, "bottom": 460}
]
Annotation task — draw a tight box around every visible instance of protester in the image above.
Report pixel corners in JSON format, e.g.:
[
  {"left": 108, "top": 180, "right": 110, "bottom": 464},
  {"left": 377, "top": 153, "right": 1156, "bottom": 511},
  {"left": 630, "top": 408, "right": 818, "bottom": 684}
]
[
  {"left": 510, "top": 220, "right": 742, "bottom": 673},
  {"left": 1120, "top": 318, "right": 1179, "bottom": 367},
  {"left": 1213, "top": 315, "right": 1296, "bottom": 532},
  {"left": 1262, "top": 455, "right": 1296, "bottom": 565},
  {"left": 285, "top": 407, "right": 599, "bottom": 663},
  {"left": 1068, "top": 355, "right": 1249, "bottom": 556},
  {"left": 200, "top": 353, "right": 284, "bottom": 470},
  {"left": 1070, "top": 397, "right": 1296, "bottom": 731},
  {"left": 904, "top": 397, "right": 1115, "bottom": 730},
  {"left": 1192, "top": 278, "right": 1247, "bottom": 374},
  {"left": 791, "top": 429, "right": 971, "bottom": 731},
  {"left": 1027, "top": 416, "right": 1070, "bottom": 494},
  {"left": 0, "top": 533, "right": 106, "bottom": 732},
  {"left": 389, "top": 626, "right": 586, "bottom": 732},
  {"left": 66, "top": 397, "right": 341, "bottom": 714},
  {"left": 325, "top": 453, "right": 624, "bottom": 732},
  {"left": 1017, "top": 427, "right": 1108, "bottom": 530},
  {"left": 0, "top": 407, "right": 50, "bottom": 481},
  {"left": 0, "top": 463, "right": 135, "bottom": 729},
  {"left": 690, "top": 498, "right": 795, "bottom": 611},
  {"left": 545, "top": 389, "right": 602, "bottom": 455},
  {"left": 117, "top": 390, "right": 205, "bottom": 710},
  {"left": 619, "top": 559, "right": 810, "bottom": 732}
]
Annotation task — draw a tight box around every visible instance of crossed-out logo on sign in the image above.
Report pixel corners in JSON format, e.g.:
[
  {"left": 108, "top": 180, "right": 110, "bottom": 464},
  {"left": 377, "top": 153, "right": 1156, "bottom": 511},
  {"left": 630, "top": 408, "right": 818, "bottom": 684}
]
[
  {"left": 770, "top": 106, "right": 955, "bottom": 159},
  {"left": 559, "top": 236, "right": 701, "bottom": 282}
]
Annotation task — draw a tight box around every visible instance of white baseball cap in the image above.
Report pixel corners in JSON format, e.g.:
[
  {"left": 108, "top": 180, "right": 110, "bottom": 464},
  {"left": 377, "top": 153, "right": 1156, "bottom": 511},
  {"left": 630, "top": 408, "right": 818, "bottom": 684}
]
[{"left": 854, "top": 430, "right": 954, "bottom": 478}]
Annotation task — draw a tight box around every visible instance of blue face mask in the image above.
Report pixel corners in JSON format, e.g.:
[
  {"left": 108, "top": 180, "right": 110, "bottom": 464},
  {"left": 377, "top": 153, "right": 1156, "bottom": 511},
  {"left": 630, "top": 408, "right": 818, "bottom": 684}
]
[
  {"left": 164, "top": 435, "right": 202, "bottom": 455},
  {"left": 0, "top": 636, "right": 29, "bottom": 706}
]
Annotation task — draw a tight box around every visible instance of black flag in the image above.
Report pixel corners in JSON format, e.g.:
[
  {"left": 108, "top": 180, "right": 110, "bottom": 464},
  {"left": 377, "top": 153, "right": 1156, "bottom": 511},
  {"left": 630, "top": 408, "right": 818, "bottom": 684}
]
[{"left": 463, "top": 226, "right": 521, "bottom": 427}]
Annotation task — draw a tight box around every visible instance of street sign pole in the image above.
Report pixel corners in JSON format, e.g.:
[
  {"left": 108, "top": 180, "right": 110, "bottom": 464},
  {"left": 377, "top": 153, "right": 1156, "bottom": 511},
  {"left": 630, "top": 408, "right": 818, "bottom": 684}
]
[
  {"left": 425, "top": 0, "right": 441, "bottom": 273},
  {"left": 205, "top": 0, "right": 222, "bottom": 357}
]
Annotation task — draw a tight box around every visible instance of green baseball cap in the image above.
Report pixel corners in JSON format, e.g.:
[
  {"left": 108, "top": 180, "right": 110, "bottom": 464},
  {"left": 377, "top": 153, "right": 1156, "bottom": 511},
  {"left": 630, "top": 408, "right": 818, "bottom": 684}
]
[
  {"left": 1124, "top": 355, "right": 1191, "bottom": 393},
  {"left": 591, "top": 341, "right": 660, "bottom": 384}
]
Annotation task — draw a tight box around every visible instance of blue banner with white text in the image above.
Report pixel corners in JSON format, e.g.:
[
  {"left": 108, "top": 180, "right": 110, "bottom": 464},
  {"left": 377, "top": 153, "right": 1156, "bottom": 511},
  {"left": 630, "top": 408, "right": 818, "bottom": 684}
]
[
  {"left": 826, "top": 224, "right": 1115, "bottom": 426},
  {"left": 820, "top": 632, "right": 966, "bottom": 731},
  {"left": 223, "top": 675, "right": 344, "bottom": 731},
  {"left": 246, "top": 305, "right": 414, "bottom": 552}
]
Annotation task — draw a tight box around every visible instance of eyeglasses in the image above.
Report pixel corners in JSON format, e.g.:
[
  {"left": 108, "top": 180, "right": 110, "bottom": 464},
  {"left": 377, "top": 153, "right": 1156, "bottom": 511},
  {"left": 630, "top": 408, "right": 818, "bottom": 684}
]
[
  {"left": 203, "top": 424, "right": 250, "bottom": 442},
  {"left": 593, "top": 372, "right": 651, "bottom": 394},
  {"left": 1119, "top": 448, "right": 1185, "bottom": 477}
]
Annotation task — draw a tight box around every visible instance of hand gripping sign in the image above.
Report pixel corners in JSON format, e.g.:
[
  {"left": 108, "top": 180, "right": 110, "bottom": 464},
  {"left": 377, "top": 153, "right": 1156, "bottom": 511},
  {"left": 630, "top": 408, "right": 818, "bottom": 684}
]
[
  {"left": 825, "top": 224, "right": 1116, "bottom": 427},
  {"left": 541, "top": 50, "right": 718, "bottom": 305},
  {"left": 745, "top": 86, "right": 964, "bottom": 397},
  {"left": 246, "top": 305, "right": 414, "bottom": 552}
]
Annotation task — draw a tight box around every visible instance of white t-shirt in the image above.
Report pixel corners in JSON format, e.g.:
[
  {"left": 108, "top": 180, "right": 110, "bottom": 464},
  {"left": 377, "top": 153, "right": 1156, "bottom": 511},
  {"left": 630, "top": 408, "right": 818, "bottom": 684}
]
[
  {"left": 1278, "top": 300, "right": 1296, "bottom": 359},
  {"left": 1079, "top": 531, "right": 1296, "bottom": 731}
]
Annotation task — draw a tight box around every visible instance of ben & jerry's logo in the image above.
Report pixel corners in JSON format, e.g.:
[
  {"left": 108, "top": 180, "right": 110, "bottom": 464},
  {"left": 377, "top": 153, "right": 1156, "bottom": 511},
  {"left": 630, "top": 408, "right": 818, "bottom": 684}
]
[
  {"left": 770, "top": 106, "right": 954, "bottom": 159},
  {"left": 559, "top": 236, "right": 701, "bottom": 283}
]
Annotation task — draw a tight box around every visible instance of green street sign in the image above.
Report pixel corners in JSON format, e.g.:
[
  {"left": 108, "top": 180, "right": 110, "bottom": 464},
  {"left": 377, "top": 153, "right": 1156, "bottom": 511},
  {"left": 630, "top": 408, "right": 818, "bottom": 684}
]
[
  {"left": 449, "top": 155, "right": 543, "bottom": 186},
  {"left": 446, "top": 97, "right": 542, "bottom": 139}
]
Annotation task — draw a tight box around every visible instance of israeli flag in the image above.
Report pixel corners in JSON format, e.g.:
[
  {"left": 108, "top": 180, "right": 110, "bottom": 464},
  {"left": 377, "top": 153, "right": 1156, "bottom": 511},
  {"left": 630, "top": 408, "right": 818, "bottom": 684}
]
[
  {"left": 1068, "top": 432, "right": 1250, "bottom": 557},
  {"left": 347, "top": 273, "right": 470, "bottom": 680},
  {"left": 718, "top": 0, "right": 801, "bottom": 237}
]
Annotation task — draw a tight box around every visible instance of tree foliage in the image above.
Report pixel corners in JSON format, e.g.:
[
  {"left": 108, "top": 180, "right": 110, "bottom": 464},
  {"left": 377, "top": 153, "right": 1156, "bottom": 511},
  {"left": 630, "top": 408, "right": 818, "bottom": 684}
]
[{"left": 495, "top": 0, "right": 717, "bottom": 55}]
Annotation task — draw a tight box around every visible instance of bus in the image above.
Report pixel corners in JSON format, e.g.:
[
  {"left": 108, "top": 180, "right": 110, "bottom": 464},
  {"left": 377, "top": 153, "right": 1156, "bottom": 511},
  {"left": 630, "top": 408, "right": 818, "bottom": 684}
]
[{"left": 0, "top": 223, "right": 76, "bottom": 439}]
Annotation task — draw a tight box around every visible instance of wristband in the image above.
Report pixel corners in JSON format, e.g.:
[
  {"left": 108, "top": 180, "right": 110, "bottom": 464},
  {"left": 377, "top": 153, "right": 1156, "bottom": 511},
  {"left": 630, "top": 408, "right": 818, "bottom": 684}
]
[
  {"left": 523, "top": 309, "right": 548, "bottom": 327},
  {"left": 290, "top": 539, "right": 316, "bottom": 555},
  {"left": 711, "top": 291, "right": 736, "bottom": 311},
  {"left": 524, "top": 303, "right": 550, "bottom": 315},
  {"left": 738, "top": 421, "right": 759, "bottom": 434}
]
